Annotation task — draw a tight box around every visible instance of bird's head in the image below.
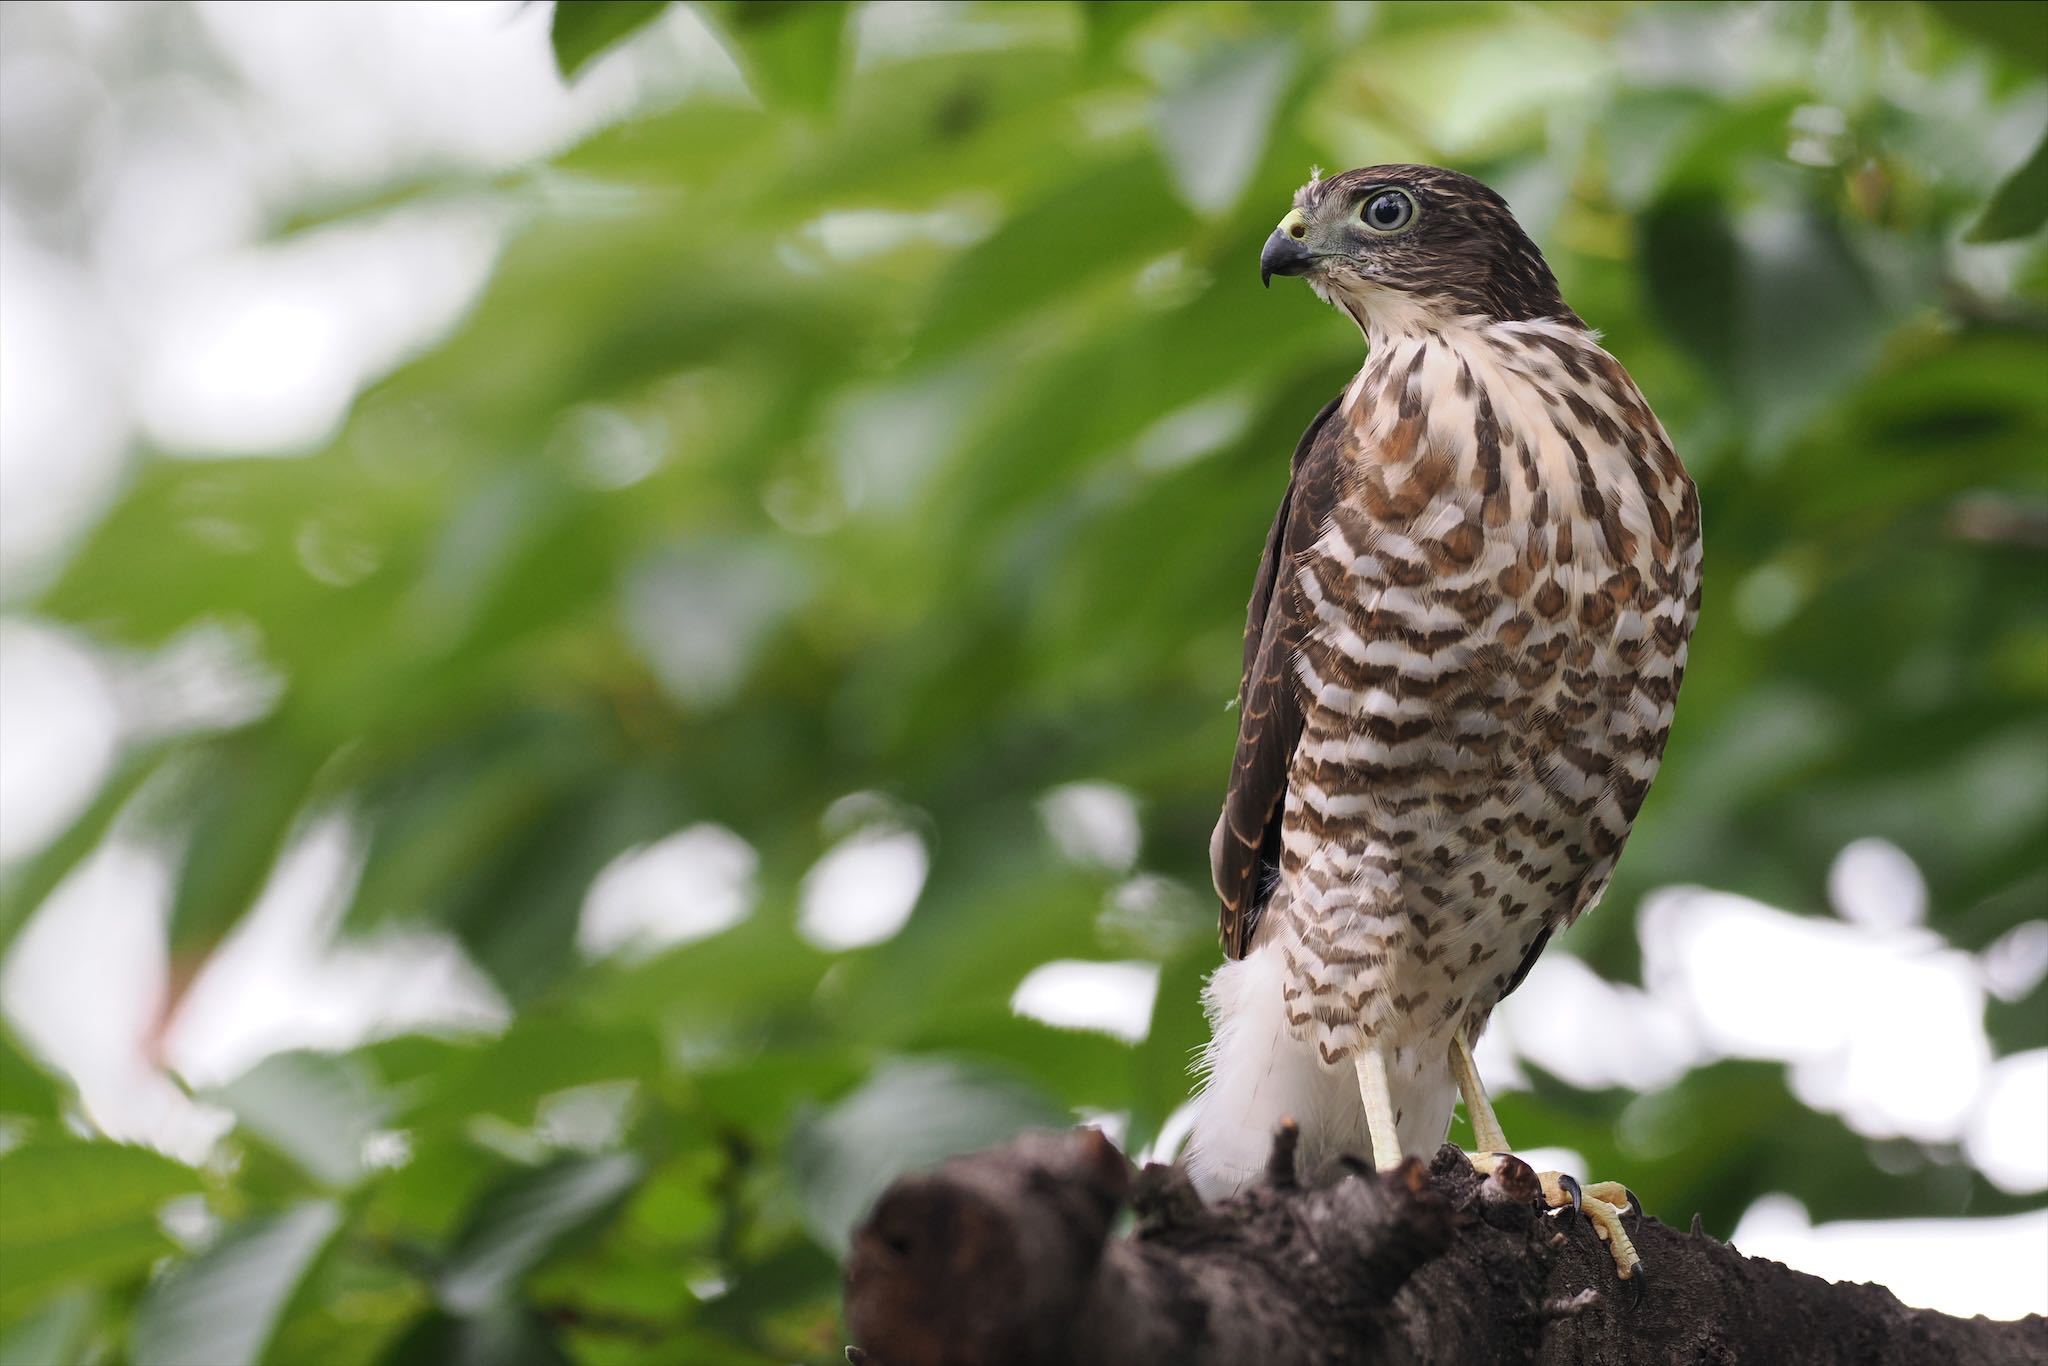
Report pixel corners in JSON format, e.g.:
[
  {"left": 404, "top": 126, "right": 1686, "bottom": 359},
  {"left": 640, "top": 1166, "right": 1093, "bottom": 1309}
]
[{"left": 1259, "top": 164, "right": 1578, "bottom": 332}]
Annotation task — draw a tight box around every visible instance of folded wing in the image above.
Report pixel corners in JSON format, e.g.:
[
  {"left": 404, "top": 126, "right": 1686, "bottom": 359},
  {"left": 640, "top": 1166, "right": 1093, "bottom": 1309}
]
[{"left": 1214, "top": 395, "right": 1347, "bottom": 959}]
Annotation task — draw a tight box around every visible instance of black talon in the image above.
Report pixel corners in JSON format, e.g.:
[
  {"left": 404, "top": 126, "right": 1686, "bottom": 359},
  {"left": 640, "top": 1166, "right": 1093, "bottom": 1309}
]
[
  {"left": 1554, "top": 1172, "right": 1583, "bottom": 1213},
  {"left": 1622, "top": 1186, "right": 1643, "bottom": 1232},
  {"left": 1265, "top": 1116, "right": 1302, "bottom": 1189},
  {"left": 1624, "top": 1262, "right": 1647, "bottom": 1311}
]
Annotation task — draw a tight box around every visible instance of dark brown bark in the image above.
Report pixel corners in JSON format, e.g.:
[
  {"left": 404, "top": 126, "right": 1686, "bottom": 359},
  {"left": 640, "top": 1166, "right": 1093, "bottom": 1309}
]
[{"left": 842, "top": 1126, "right": 2046, "bottom": 1366}]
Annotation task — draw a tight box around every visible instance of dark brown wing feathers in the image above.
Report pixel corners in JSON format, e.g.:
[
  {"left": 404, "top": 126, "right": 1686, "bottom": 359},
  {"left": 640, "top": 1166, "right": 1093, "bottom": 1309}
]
[{"left": 1215, "top": 395, "right": 1345, "bottom": 959}]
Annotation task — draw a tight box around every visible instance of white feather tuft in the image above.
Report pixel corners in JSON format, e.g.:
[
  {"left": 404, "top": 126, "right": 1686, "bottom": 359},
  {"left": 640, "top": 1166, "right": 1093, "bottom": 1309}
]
[
  {"left": 1183, "top": 938, "right": 1462, "bottom": 1198},
  {"left": 1183, "top": 940, "right": 1369, "bottom": 1197}
]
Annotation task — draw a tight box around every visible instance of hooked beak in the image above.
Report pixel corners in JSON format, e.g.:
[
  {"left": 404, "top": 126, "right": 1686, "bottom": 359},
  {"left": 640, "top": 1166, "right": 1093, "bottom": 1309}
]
[{"left": 1260, "top": 209, "right": 1316, "bottom": 288}]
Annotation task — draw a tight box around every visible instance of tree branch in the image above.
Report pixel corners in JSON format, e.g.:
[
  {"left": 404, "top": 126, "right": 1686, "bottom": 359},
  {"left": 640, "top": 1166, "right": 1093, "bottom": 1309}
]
[{"left": 843, "top": 1127, "right": 2045, "bottom": 1366}]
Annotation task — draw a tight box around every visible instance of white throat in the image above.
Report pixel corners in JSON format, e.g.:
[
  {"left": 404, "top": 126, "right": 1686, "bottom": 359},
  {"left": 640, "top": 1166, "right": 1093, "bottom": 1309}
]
[{"left": 1312, "top": 274, "right": 1485, "bottom": 349}]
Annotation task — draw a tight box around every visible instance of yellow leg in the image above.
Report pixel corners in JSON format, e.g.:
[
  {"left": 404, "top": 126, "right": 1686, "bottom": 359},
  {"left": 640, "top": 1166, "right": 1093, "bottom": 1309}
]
[
  {"left": 1354, "top": 1048, "right": 1404, "bottom": 1172},
  {"left": 1449, "top": 1027, "right": 1508, "bottom": 1155},
  {"left": 1453, "top": 1028, "right": 1643, "bottom": 1284}
]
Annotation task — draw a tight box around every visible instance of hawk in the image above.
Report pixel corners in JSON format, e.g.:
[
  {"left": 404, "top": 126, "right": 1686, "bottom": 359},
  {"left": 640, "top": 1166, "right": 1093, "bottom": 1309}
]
[{"left": 1184, "top": 165, "right": 1701, "bottom": 1281}]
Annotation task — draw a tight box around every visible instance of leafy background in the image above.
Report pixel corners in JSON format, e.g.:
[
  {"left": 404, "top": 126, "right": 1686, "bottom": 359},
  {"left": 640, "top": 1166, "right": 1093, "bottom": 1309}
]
[{"left": 1, "top": 1, "right": 2045, "bottom": 1362}]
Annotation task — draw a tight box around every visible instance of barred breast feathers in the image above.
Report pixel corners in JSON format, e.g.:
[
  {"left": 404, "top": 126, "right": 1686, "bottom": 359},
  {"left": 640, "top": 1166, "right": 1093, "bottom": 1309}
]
[
  {"left": 1327, "top": 311, "right": 1699, "bottom": 726},
  {"left": 1288, "top": 308, "right": 1700, "bottom": 992},
  {"left": 1219, "top": 290, "right": 1701, "bottom": 1068},
  {"left": 1341, "top": 318, "right": 1688, "bottom": 559}
]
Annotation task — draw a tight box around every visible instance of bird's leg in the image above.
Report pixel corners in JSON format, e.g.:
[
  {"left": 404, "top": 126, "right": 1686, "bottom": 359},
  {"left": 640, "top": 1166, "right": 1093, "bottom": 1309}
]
[
  {"left": 1447, "top": 1022, "right": 1508, "bottom": 1154},
  {"left": 1450, "top": 1027, "right": 1643, "bottom": 1285},
  {"left": 1353, "top": 1047, "right": 1406, "bottom": 1173}
]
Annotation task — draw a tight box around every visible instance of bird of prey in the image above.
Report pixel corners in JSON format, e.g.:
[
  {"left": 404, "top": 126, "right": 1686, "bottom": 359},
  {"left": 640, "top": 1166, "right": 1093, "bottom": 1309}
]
[{"left": 1184, "top": 165, "right": 1701, "bottom": 1282}]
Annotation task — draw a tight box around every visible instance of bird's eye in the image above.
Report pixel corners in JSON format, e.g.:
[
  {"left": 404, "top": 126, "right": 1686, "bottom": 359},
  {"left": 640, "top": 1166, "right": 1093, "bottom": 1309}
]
[{"left": 1360, "top": 189, "right": 1415, "bottom": 235}]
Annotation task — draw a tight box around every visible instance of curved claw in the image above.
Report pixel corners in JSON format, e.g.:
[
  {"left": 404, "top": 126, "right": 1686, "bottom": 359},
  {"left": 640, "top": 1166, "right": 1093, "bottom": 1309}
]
[
  {"left": 1581, "top": 1179, "right": 1643, "bottom": 1231},
  {"left": 1532, "top": 1167, "right": 1583, "bottom": 1215},
  {"left": 1623, "top": 1261, "right": 1646, "bottom": 1311},
  {"left": 1577, "top": 1192, "right": 1643, "bottom": 1287}
]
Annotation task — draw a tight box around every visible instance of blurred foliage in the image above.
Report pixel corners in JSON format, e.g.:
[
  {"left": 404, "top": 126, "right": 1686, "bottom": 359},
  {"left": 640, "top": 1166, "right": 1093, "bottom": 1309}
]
[{"left": 3, "top": 1, "right": 2047, "bottom": 1362}]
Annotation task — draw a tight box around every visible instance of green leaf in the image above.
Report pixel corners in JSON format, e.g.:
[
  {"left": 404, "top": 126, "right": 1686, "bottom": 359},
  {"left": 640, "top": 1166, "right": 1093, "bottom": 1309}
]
[
  {"left": 699, "top": 2, "right": 849, "bottom": 112},
  {"left": 1080, "top": 1, "right": 1165, "bottom": 70},
  {"left": 691, "top": 1238, "right": 837, "bottom": 1347},
  {"left": 0, "top": 1142, "right": 202, "bottom": 1320},
  {"left": 1928, "top": 1, "right": 2048, "bottom": 73},
  {"left": 342, "top": 723, "right": 595, "bottom": 936},
  {"left": 131, "top": 1201, "right": 343, "bottom": 1366},
  {"left": 689, "top": 1050, "right": 870, "bottom": 1135},
  {"left": 903, "top": 1009, "right": 1135, "bottom": 1115},
  {"left": 1967, "top": 126, "right": 2048, "bottom": 243},
  {"left": 1639, "top": 195, "right": 1883, "bottom": 448},
  {"left": 167, "top": 733, "right": 324, "bottom": 955},
  {"left": 0, "top": 1290, "right": 92, "bottom": 1366},
  {"left": 262, "top": 1240, "right": 428, "bottom": 1366},
  {"left": 548, "top": 0, "right": 671, "bottom": 81},
  {"left": 582, "top": 912, "right": 833, "bottom": 1028},
  {"left": 786, "top": 1058, "right": 1063, "bottom": 1257},
  {"left": 914, "top": 153, "right": 1195, "bottom": 358},
  {"left": 437, "top": 1154, "right": 645, "bottom": 1314},
  {"left": 1152, "top": 38, "right": 1297, "bottom": 215},
  {"left": 0, "top": 1028, "right": 62, "bottom": 1123},
  {"left": 1637, "top": 192, "right": 1742, "bottom": 392},
  {"left": 207, "top": 1051, "right": 391, "bottom": 1189},
  {"left": 414, "top": 1015, "right": 660, "bottom": 1134},
  {"left": 1128, "top": 942, "right": 1211, "bottom": 1148},
  {"left": 362, "top": 1135, "right": 501, "bottom": 1252},
  {"left": 399, "top": 760, "right": 683, "bottom": 1003},
  {"left": 381, "top": 1304, "right": 571, "bottom": 1366},
  {"left": 271, "top": 170, "right": 524, "bottom": 239},
  {"left": 833, "top": 817, "right": 1113, "bottom": 1045}
]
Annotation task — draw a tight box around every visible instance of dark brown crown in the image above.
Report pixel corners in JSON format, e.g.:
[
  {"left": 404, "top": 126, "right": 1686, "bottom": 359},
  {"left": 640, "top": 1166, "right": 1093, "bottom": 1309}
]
[{"left": 1298, "top": 165, "right": 1580, "bottom": 326}]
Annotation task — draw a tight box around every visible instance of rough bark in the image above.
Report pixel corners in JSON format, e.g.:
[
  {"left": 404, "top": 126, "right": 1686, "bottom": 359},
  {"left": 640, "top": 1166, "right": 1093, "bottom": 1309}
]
[{"left": 842, "top": 1125, "right": 2046, "bottom": 1366}]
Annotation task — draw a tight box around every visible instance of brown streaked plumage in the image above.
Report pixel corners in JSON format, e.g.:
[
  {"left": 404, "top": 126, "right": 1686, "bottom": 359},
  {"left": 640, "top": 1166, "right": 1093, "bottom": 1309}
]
[{"left": 1187, "top": 167, "right": 1701, "bottom": 1276}]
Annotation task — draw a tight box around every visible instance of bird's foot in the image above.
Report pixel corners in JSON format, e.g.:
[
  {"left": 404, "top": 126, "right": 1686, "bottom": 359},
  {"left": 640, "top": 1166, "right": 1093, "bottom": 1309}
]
[{"left": 1468, "top": 1152, "right": 1643, "bottom": 1286}]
